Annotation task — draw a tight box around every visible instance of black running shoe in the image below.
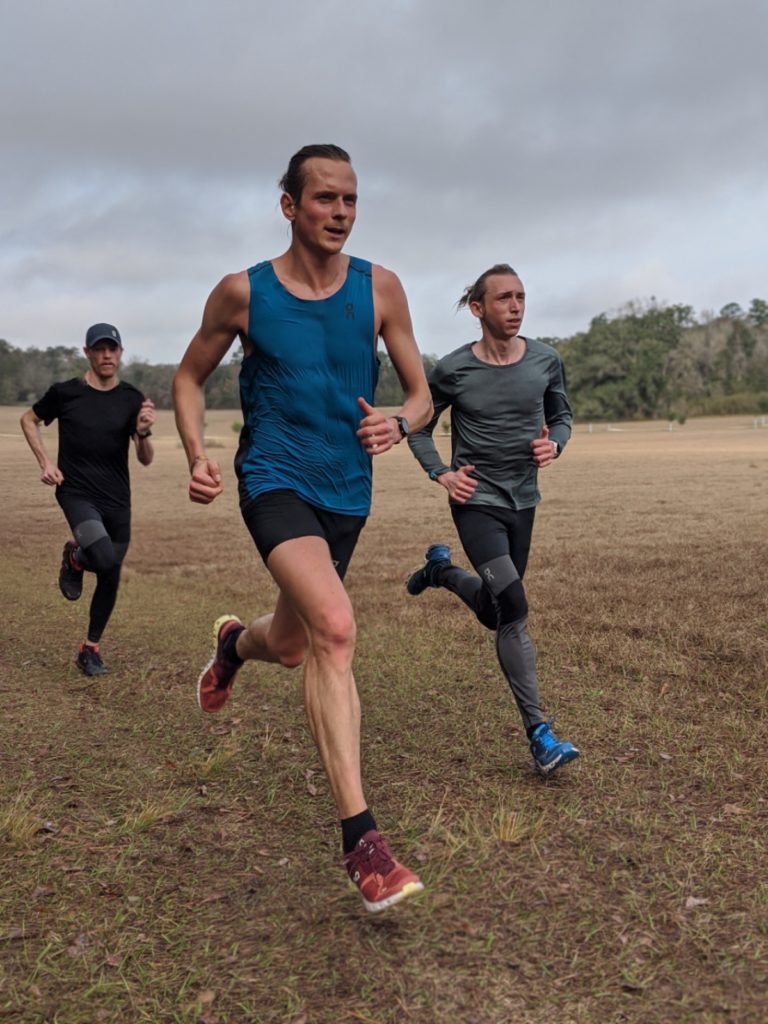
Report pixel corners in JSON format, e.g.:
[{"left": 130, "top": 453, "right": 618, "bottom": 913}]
[
  {"left": 59, "top": 541, "right": 83, "bottom": 601},
  {"left": 405, "top": 544, "right": 452, "bottom": 596},
  {"left": 76, "top": 644, "right": 108, "bottom": 676}
]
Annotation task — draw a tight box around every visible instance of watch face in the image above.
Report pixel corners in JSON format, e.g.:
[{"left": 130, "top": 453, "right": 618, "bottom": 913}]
[{"left": 396, "top": 416, "right": 409, "bottom": 437}]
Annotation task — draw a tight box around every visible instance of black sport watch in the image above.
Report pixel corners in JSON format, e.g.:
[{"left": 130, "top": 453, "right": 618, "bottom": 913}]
[{"left": 394, "top": 415, "right": 409, "bottom": 440}]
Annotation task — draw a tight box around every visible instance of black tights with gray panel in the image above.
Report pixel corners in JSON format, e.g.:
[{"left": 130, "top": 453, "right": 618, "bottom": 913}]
[
  {"left": 57, "top": 493, "right": 131, "bottom": 645},
  {"left": 436, "top": 504, "right": 544, "bottom": 733}
]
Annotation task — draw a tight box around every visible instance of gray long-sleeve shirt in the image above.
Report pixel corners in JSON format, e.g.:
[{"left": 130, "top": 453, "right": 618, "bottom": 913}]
[{"left": 407, "top": 339, "right": 572, "bottom": 510}]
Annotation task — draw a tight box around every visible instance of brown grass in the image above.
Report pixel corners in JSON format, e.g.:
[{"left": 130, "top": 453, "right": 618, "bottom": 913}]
[{"left": 1, "top": 407, "right": 767, "bottom": 1023}]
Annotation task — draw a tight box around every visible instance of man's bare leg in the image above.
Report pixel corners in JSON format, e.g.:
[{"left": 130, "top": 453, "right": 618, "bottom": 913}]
[
  {"left": 263, "top": 536, "right": 422, "bottom": 910},
  {"left": 265, "top": 536, "right": 365, "bottom": 817},
  {"left": 235, "top": 593, "right": 308, "bottom": 668},
  {"left": 198, "top": 534, "right": 423, "bottom": 910}
]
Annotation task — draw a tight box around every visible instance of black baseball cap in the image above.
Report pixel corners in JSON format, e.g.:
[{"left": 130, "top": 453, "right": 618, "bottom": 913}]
[{"left": 85, "top": 323, "right": 122, "bottom": 348}]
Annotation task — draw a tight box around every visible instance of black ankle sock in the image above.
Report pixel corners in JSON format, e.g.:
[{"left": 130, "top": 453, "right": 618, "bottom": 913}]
[
  {"left": 222, "top": 627, "right": 244, "bottom": 665},
  {"left": 341, "top": 809, "right": 377, "bottom": 853}
]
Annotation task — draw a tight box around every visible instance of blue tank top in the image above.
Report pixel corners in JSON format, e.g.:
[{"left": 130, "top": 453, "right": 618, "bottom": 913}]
[{"left": 235, "top": 257, "right": 378, "bottom": 515}]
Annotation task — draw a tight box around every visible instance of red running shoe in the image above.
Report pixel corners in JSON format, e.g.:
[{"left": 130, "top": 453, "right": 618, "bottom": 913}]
[
  {"left": 197, "top": 615, "right": 244, "bottom": 713},
  {"left": 344, "top": 829, "right": 424, "bottom": 913}
]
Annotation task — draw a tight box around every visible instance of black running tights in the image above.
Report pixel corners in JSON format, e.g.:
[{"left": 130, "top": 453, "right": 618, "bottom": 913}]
[{"left": 57, "top": 493, "right": 131, "bottom": 644}]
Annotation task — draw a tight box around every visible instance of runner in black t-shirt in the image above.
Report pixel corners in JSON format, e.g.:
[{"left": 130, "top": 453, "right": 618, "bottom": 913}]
[{"left": 20, "top": 323, "right": 155, "bottom": 676}]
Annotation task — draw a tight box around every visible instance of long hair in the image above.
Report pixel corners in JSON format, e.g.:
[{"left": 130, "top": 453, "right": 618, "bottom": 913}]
[{"left": 457, "top": 263, "right": 518, "bottom": 309}]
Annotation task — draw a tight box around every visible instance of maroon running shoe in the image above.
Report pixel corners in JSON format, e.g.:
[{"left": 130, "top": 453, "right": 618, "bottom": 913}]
[
  {"left": 344, "top": 829, "right": 424, "bottom": 913},
  {"left": 197, "top": 615, "right": 244, "bottom": 713}
]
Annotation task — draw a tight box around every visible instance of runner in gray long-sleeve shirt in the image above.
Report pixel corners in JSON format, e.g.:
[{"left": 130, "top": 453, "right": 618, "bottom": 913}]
[{"left": 406, "top": 263, "right": 580, "bottom": 775}]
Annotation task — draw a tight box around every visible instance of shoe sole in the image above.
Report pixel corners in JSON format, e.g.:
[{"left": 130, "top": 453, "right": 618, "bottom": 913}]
[
  {"left": 196, "top": 614, "right": 242, "bottom": 711},
  {"left": 405, "top": 571, "right": 428, "bottom": 596},
  {"left": 405, "top": 545, "right": 452, "bottom": 597},
  {"left": 60, "top": 544, "right": 83, "bottom": 601},
  {"left": 59, "top": 570, "right": 83, "bottom": 601},
  {"left": 76, "top": 660, "right": 108, "bottom": 676},
  {"left": 534, "top": 747, "right": 581, "bottom": 776},
  {"left": 361, "top": 879, "right": 425, "bottom": 914}
]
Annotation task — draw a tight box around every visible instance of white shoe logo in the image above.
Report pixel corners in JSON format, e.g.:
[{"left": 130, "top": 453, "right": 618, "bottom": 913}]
[{"left": 483, "top": 568, "right": 495, "bottom": 581}]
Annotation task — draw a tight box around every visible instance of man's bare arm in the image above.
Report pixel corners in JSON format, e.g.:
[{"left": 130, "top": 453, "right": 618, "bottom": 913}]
[
  {"left": 374, "top": 266, "right": 433, "bottom": 435},
  {"left": 20, "top": 408, "right": 63, "bottom": 486},
  {"left": 133, "top": 399, "right": 156, "bottom": 467},
  {"left": 172, "top": 272, "right": 248, "bottom": 502}
]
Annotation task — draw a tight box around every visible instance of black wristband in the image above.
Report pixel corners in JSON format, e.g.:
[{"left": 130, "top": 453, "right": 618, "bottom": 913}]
[{"left": 137, "top": 430, "right": 152, "bottom": 439}]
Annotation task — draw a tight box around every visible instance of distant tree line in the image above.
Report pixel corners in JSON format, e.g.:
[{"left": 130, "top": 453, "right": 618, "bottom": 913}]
[
  {"left": 0, "top": 340, "right": 438, "bottom": 411},
  {"left": 2, "top": 297, "right": 767, "bottom": 420},
  {"left": 555, "top": 298, "right": 768, "bottom": 420},
  {"left": 0, "top": 343, "right": 243, "bottom": 411}
]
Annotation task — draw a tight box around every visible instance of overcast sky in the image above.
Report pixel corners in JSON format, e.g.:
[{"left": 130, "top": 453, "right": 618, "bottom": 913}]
[{"left": 1, "top": 0, "right": 766, "bottom": 364}]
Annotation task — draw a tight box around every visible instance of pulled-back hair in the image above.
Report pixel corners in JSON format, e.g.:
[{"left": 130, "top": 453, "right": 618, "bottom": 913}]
[
  {"left": 279, "top": 144, "right": 352, "bottom": 201},
  {"left": 457, "top": 263, "right": 519, "bottom": 309}
]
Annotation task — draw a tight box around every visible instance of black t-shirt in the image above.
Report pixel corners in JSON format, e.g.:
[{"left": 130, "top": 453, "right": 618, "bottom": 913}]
[{"left": 33, "top": 378, "right": 145, "bottom": 509}]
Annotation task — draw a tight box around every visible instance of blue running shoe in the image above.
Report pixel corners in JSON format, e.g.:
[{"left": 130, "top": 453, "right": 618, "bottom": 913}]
[
  {"left": 529, "top": 720, "right": 580, "bottom": 775},
  {"left": 406, "top": 544, "right": 452, "bottom": 596}
]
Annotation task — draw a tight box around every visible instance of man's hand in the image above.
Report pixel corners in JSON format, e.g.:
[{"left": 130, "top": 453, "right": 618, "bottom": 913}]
[
  {"left": 41, "top": 460, "right": 63, "bottom": 486},
  {"left": 356, "top": 397, "right": 398, "bottom": 455},
  {"left": 531, "top": 425, "right": 557, "bottom": 468},
  {"left": 189, "top": 457, "right": 223, "bottom": 504},
  {"left": 437, "top": 465, "right": 478, "bottom": 504},
  {"left": 136, "top": 399, "right": 156, "bottom": 436}
]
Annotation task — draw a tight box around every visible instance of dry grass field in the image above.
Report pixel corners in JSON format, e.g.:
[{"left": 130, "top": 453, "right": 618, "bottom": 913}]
[{"left": 1, "top": 407, "right": 766, "bottom": 1023}]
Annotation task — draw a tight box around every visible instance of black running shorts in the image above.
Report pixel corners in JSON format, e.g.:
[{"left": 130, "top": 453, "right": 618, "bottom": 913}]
[{"left": 240, "top": 489, "right": 366, "bottom": 579}]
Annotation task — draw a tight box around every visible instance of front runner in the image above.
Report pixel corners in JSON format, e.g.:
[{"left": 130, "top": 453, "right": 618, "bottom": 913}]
[
  {"left": 20, "top": 324, "right": 155, "bottom": 675},
  {"left": 172, "top": 144, "right": 433, "bottom": 912},
  {"left": 406, "top": 264, "right": 580, "bottom": 775}
]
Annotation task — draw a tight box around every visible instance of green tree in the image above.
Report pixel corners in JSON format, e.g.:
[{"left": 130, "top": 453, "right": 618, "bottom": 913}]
[
  {"left": 374, "top": 352, "right": 439, "bottom": 406},
  {"left": 719, "top": 302, "right": 744, "bottom": 320},
  {"left": 560, "top": 303, "right": 692, "bottom": 420}
]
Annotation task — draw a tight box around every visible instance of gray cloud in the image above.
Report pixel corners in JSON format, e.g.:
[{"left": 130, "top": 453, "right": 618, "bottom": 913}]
[{"left": 1, "top": 0, "right": 766, "bottom": 361}]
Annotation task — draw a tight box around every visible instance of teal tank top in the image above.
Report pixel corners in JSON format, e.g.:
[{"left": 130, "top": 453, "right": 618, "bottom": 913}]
[{"left": 235, "top": 257, "right": 378, "bottom": 515}]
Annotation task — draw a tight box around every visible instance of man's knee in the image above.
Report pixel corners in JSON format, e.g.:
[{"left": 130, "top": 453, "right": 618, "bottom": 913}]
[
  {"left": 496, "top": 579, "right": 528, "bottom": 626},
  {"left": 309, "top": 605, "right": 357, "bottom": 657},
  {"left": 84, "top": 536, "right": 122, "bottom": 574}
]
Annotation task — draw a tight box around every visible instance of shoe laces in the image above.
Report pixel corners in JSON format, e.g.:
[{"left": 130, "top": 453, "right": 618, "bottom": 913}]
[
  {"left": 354, "top": 833, "right": 395, "bottom": 876},
  {"left": 532, "top": 718, "right": 560, "bottom": 751}
]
